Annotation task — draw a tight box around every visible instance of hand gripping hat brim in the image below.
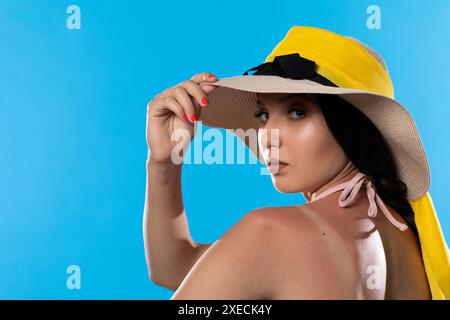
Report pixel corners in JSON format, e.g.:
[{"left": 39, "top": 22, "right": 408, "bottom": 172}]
[{"left": 199, "top": 26, "right": 430, "bottom": 202}]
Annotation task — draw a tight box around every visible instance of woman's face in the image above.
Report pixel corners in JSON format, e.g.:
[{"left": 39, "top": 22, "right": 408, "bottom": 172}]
[{"left": 255, "top": 92, "right": 349, "bottom": 195}]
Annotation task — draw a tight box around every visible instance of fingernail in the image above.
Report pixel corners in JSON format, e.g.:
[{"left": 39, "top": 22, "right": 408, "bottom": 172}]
[
  {"left": 190, "top": 113, "right": 197, "bottom": 122},
  {"left": 183, "top": 114, "right": 188, "bottom": 122},
  {"left": 209, "top": 74, "right": 215, "bottom": 79},
  {"left": 201, "top": 97, "right": 209, "bottom": 106}
]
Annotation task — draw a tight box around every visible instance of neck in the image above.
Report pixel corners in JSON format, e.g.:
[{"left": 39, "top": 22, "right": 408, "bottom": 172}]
[{"left": 303, "top": 161, "right": 360, "bottom": 203}]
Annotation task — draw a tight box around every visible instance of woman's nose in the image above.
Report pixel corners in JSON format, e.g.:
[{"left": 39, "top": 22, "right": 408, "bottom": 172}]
[{"left": 259, "top": 118, "right": 282, "bottom": 150}]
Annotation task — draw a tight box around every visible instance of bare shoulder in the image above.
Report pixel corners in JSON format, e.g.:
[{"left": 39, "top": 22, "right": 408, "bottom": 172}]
[
  {"left": 172, "top": 204, "right": 368, "bottom": 300},
  {"left": 249, "top": 204, "right": 371, "bottom": 299},
  {"left": 171, "top": 208, "right": 280, "bottom": 299}
]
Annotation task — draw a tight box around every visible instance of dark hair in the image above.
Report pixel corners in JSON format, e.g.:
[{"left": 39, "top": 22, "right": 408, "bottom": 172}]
[{"left": 313, "top": 93, "right": 419, "bottom": 240}]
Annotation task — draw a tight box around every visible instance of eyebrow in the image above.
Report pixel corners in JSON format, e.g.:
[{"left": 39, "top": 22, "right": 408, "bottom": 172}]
[{"left": 256, "top": 93, "right": 312, "bottom": 108}]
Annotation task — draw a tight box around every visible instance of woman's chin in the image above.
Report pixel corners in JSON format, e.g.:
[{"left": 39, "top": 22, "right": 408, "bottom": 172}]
[{"left": 272, "top": 178, "right": 298, "bottom": 194}]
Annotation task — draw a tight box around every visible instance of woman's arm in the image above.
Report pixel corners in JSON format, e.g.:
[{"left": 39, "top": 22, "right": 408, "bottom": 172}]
[
  {"left": 143, "top": 157, "right": 211, "bottom": 291},
  {"left": 143, "top": 72, "right": 218, "bottom": 290}
]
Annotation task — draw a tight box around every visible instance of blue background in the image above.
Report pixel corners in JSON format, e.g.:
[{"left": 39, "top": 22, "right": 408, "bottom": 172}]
[{"left": 0, "top": 0, "right": 449, "bottom": 299}]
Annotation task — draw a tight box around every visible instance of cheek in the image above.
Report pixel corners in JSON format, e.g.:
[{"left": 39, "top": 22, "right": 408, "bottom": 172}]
[{"left": 288, "top": 118, "right": 347, "bottom": 179}]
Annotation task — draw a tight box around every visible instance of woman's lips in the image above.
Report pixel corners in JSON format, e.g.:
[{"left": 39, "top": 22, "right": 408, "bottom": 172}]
[{"left": 268, "top": 162, "right": 289, "bottom": 174}]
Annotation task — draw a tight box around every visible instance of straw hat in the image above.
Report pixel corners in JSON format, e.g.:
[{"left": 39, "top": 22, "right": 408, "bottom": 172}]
[{"left": 199, "top": 26, "right": 430, "bottom": 202}]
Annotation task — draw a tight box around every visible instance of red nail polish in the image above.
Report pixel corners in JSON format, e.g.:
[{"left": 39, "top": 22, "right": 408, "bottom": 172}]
[
  {"left": 201, "top": 97, "right": 209, "bottom": 106},
  {"left": 209, "top": 74, "right": 215, "bottom": 79},
  {"left": 190, "top": 113, "right": 197, "bottom": 122},
  {"left": 183, "top": 114, "right": 188, "bottom": 122}
]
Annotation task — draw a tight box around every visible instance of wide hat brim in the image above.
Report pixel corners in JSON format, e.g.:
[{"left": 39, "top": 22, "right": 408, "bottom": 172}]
[{"left": 198, "top": 75, "right": 430, "bottom": 202}]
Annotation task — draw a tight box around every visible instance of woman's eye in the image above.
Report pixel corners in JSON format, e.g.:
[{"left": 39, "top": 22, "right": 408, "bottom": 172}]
[
  {"left": 253, "top": 109, "right": 305, "bottom": 123},
  {"left": 253, "top": 111, "right": 269, "bottom": 123},
  {"left": 289, "top": 109, "right": 305, "bottom": 119}
]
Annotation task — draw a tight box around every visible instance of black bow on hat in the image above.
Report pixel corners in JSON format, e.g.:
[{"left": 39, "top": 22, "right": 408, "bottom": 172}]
[{"left": 242, "top": 53, "right": 337, "bottom": 87}]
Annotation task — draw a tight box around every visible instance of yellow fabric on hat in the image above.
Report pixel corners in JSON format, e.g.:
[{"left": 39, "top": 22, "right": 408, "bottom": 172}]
[
  {"left": 264, "top": 26, "right": 395, "bottom": 98},
  {"left": 266, "top": 26, "right": 450, "bottom": 299},
  {"left": 411, "top": 192, "right": 450, "bottom": 299}
]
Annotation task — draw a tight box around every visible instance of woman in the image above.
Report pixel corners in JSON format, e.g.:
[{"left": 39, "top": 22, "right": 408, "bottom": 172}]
[{"left": 143, "top": 26, "right": 450, "bottom": 299}]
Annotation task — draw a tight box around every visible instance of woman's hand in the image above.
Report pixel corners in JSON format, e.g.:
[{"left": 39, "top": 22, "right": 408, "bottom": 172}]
[{"left": 146, "top": 72, "right": 219, "bottom": 164}]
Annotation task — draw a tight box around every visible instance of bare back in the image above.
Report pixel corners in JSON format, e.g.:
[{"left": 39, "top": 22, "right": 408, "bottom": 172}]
[{"left": 264, "top": 192, "right": 431, "bottom": 299}]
